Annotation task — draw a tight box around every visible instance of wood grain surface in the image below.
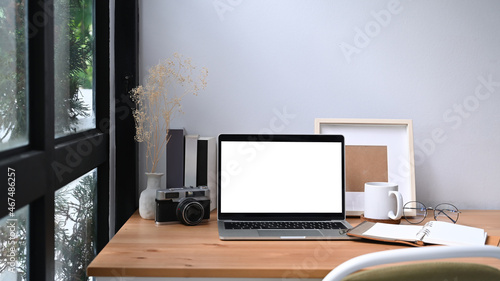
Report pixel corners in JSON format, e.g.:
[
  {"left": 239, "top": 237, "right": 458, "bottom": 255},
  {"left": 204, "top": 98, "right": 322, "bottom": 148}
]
[{"left": 87, "top": 210, "right": 500, "bottom": 278}]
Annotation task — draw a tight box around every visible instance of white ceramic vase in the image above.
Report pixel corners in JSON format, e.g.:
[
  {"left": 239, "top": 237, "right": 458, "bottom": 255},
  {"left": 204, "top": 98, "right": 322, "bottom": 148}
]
[{"left": 139, "top": 172, "right": 164, "bottom": 220}]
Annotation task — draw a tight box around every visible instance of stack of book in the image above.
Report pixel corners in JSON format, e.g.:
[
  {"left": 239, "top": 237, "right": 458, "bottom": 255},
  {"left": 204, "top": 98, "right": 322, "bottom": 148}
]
[{"left": 166, "top": 129, "right": 217, "bottom": 211}]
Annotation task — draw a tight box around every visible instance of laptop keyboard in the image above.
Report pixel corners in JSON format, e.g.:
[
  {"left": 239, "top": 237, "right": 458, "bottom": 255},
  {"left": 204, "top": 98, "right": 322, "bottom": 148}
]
[{"left": 224, "top": 221, "right": 347, "bottom": 230}]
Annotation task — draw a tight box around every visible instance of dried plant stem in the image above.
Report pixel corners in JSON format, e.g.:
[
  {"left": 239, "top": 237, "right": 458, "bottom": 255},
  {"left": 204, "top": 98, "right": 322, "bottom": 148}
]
[{"left": 131, "top": 53, "right": 208, "bottom": 173}]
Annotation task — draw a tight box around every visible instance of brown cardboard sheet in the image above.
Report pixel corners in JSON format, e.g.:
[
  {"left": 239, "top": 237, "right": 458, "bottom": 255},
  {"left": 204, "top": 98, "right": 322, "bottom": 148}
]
[{"left": 346, "top": 145, "right": 388, "bottom": 192}]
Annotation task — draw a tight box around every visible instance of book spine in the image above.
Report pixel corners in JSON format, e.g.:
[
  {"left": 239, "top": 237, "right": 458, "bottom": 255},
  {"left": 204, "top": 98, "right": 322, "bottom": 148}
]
[
  {"left": 196, "top": 139, "right": 208, "bottom": 186},
  {"left": 184, "top": 135, "right": 199, "bottom": 187},
  {"left": 196, "top": 137, "right": 217, "bottom": 211},
  {"left": 166, "top": 129, "right": 185, "bottom": 188}
]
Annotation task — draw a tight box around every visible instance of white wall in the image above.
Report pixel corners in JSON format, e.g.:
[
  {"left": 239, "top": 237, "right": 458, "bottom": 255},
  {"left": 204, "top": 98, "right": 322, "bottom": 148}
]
[{"left": 138, "top": 0, "right": 500, "bottom": 209}]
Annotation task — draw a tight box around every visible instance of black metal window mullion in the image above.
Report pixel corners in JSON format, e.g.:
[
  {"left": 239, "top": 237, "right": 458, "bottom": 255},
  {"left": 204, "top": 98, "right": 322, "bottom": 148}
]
[
  {"left": 114, "top": 0, "right": 139, "bottom": 232},
  {"left": 27, "top": 0, "right": 56, "bottom": 279},
  {"left": 94, "top": 0, "right": 110, "bottom": 252},
  {"left": 53, "top": 131, "right": 108, "bottom": 188}
]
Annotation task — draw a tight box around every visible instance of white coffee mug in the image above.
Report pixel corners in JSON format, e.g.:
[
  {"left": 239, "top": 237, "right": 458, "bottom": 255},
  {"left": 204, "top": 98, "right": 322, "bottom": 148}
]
[{"left": 364, "top": 182, "right": 403, "bottom": 221}]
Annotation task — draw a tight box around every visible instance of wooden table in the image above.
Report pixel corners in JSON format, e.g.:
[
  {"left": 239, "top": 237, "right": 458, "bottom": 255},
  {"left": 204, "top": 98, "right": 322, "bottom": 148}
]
[{"left": 87, "top": 210, "right": 500, "bottom": 280}]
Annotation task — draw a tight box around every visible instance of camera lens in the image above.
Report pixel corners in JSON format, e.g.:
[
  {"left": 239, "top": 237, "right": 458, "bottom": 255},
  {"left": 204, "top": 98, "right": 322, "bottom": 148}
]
[{"left": 176, "top": 198, "right": 205, "bottom": 226}]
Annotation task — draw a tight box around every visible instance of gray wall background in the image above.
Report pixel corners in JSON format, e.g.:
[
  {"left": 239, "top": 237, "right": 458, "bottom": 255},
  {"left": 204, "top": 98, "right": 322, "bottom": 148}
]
[{"left": 138, "top": 0, "right": 500, "bottom": 209}]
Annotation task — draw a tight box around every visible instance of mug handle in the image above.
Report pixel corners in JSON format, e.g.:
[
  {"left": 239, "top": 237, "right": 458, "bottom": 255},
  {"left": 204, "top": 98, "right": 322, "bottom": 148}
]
[{"left": 388, "top": 191, "right": 403, "bottom": 220}]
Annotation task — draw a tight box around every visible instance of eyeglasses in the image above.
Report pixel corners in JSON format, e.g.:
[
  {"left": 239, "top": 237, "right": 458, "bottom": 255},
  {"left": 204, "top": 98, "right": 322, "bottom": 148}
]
[{"left": 403, "top": 201, "right": 461, "bottom": 224}]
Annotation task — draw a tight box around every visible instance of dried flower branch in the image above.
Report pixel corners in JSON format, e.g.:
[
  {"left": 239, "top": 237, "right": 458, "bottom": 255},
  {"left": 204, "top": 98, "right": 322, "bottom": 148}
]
[{"left": 131, "top": 53, "right": 208, "bottom": 173}]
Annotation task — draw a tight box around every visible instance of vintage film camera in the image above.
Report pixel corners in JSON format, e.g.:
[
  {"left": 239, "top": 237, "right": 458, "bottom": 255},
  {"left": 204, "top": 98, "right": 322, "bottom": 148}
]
[{"left": 155, "top": 186, "right": 210, "bottom": 226}]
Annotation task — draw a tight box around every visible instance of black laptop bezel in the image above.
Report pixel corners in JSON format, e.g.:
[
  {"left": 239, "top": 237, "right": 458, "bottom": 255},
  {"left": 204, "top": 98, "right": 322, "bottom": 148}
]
[{"left": 217, "top": 134, "right": 346, "bottom": 221}]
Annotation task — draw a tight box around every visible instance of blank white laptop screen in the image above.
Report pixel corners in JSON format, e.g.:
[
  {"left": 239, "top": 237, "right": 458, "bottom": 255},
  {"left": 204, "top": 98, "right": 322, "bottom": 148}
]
[{"left": 220, "top": 141, "right": 343, "bottom": 214}]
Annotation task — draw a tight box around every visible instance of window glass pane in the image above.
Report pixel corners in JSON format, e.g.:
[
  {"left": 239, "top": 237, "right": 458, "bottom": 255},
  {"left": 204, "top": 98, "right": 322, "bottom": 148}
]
[
  {"left": 54, "top": 0, "right": 95, "bottom": 137},
  {"left": 0, "top": 205, "right": 29, "bottom": 281},
  {"left": 54, "top": 169, "right": 96, "bottom": 281},
  {"left": 0, "top": 0, "right": 28, "bottom": 151}
]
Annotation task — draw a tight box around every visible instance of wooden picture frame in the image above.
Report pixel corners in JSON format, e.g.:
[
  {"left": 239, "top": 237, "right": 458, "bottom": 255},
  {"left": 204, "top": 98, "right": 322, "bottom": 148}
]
[{"left": 314, "top": 118, "right": 416, "bottom": 216}]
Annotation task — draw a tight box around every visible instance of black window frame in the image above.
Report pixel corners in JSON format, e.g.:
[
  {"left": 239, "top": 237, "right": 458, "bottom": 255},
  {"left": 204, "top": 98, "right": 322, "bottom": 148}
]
[
  {"left": 0, "top": 0, "right": 115, "bottom": 279},
  {"left": 113, "top": 0, "right": 139, "bottom": 232}
]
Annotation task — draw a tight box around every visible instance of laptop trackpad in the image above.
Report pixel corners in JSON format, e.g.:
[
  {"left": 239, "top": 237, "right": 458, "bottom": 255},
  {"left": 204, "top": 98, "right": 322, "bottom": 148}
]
[{"left": 257, "top": 229, "right": 323, "bottom": 237}]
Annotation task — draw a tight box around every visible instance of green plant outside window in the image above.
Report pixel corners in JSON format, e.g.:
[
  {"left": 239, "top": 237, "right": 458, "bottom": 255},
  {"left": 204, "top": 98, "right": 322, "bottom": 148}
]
[
  {"left": 54, "top": 0, "right": 95, "bottom": 137},
  {"left": 0, "top": 0, "right": 28, "bottom": 151}
]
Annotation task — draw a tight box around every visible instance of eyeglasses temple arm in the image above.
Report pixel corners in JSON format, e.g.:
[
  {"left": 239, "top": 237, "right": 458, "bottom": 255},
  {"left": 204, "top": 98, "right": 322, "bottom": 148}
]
[{"left": 434, "top": 208, "right": 459, "bottom": 223}]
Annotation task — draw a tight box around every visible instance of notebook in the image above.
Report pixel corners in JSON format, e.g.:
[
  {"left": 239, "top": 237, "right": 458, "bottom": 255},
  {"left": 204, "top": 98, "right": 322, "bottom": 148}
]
[
  {"left": 347, "top": 221, "right": 489, "bottom": 246},
  {"left": 217, "top": 134, "right": 354, "bottom": 240}
]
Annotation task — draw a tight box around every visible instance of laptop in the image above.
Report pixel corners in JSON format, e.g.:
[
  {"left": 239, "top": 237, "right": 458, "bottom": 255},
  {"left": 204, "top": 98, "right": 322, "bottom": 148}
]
[{"left": 217, "top": 134, "right": 353, "bottom": 240}]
